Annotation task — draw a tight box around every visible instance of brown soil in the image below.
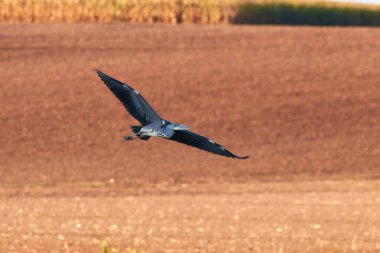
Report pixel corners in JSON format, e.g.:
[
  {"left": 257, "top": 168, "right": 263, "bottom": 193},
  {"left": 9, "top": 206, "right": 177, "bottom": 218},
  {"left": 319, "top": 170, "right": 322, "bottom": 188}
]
[
  {"left": 1, "top": 180, "right": 380, "bottom": 253},
  {"left": 0, "top": 24, "right": 380, "bottom": 252}
]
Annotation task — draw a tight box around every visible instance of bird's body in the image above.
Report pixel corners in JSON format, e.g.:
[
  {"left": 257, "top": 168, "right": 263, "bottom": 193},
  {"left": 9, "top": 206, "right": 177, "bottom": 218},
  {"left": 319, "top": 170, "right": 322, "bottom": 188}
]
[
  {"left": 96, "top": 70, "right": 249, "bottom": 159},
  {"left": 135, "top": 120, "right": 175, "bottom": 138}
]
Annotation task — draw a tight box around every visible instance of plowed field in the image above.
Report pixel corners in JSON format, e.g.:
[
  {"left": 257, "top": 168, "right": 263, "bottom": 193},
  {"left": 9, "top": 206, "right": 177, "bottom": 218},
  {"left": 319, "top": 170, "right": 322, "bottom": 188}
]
[{"left": 0, "top": 24, "right": 380, "bottom": 252}]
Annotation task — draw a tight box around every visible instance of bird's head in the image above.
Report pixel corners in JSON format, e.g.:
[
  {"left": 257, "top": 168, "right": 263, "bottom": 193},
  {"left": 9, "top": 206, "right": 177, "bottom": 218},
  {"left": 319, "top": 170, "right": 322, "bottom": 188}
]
[{"left": 172, "top": 123, "right": 190, "bottom": 131}]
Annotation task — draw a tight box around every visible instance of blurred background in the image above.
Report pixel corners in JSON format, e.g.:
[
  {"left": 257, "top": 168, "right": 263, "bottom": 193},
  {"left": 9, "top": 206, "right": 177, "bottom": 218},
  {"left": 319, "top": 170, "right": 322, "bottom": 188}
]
[
  {"left": 0, "top": 0, "right": 380, "bottom": 252},
  {"left": 1, "top": 0, "right": 379, "bottom": 185}
]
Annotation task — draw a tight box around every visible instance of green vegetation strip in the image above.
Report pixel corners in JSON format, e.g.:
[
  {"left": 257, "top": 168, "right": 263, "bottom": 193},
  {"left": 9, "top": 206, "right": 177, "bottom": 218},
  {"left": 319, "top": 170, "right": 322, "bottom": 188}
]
[
  {"left": 236, "top": 2, "right": 380, "bottom": 26},
  {"left": 0, "top": 0, "right": 379, "bottom": 26}
]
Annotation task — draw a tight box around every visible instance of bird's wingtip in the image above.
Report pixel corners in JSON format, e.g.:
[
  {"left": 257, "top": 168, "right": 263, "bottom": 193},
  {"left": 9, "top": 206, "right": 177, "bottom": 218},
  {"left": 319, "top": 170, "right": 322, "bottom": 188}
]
[
  {"left": 236, "top": 155, "right": 250, "bottom": 160},
  {"left": 94, "top": 69, "right": 103, "bottom": 75},
  {"left": 94, "top": 69, "right": 110, "bottom": 81}
]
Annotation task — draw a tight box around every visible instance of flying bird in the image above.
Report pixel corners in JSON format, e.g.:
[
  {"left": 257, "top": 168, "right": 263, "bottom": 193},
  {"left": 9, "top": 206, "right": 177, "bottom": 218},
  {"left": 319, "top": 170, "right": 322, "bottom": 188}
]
[{"left": 96, "top": 70, "right": 249, "bottom": 159}]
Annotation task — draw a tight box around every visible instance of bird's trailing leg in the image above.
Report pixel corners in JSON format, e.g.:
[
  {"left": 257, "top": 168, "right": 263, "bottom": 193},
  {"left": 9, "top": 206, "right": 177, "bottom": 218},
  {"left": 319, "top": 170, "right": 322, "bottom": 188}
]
[{"left": 123, "top": 133, "right": 137, "bottom": 141}]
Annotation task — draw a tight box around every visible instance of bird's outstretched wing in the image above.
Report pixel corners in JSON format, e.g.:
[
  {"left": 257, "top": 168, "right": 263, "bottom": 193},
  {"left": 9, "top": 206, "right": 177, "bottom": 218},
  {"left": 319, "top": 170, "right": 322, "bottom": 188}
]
[
  {"left": 96, "top": 70, "right": 161, "bottom": 126},
  {"left": 168, "top": 130, "right": 249, "bottom": 159}
]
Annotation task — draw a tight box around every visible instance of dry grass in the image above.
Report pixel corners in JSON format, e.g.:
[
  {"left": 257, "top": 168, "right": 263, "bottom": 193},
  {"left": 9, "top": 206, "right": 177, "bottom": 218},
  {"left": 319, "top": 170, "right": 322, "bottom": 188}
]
[
  {"left": 102, "top": 240, "right": 145, "bottom": 253},
  {"left": 0, "top": 0, "right": 379, "bottom": 24},
  {"left": 0, "top": 0, "right": 237, "bottom": 24}
]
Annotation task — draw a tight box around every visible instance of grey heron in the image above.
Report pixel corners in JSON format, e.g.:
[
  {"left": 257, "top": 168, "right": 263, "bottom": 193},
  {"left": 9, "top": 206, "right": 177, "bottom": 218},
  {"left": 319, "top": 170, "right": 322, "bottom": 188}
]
[{"left": 96, "top": 70, "right": 249, "bottom": 159}]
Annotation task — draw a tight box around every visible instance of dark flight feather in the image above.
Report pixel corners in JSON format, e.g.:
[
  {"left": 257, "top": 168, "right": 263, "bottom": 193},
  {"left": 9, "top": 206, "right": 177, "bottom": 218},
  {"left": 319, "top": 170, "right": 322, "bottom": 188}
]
[
  {"left": 96, "top": 70, "right": 161, "bottom": 126},
  {"left": 169, "top": 130, "right": 249, "bottom": 159}
]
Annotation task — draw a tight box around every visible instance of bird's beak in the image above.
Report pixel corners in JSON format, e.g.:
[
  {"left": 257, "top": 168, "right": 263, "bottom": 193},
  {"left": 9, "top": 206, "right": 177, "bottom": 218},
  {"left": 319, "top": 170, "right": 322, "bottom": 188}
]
[{"left": 173, "top": 124, "right": 190, "bottom": 130}]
